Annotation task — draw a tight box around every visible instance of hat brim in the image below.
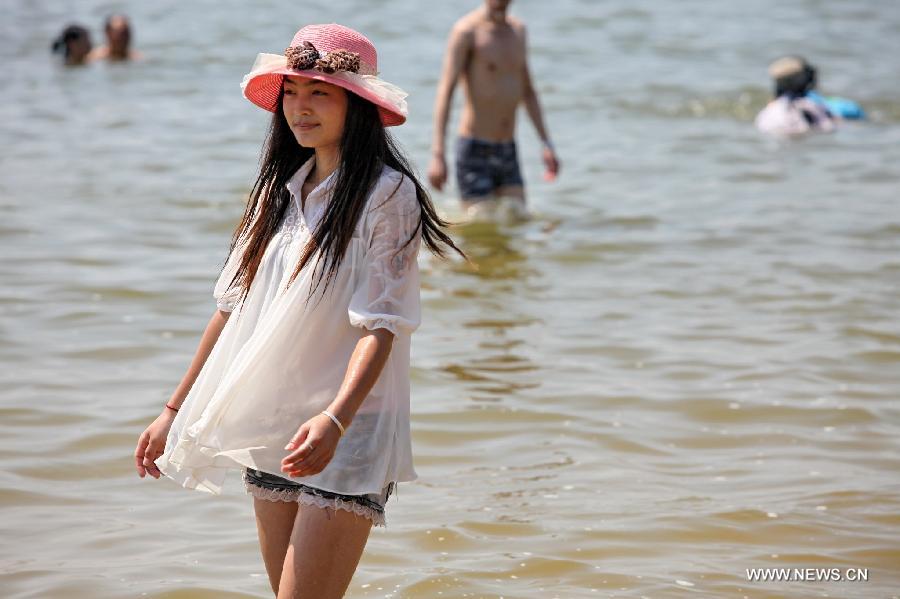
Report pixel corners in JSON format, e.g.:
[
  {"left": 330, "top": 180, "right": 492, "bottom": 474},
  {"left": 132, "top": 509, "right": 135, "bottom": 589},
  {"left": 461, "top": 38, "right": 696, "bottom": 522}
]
[{"left": 243, "top": 68, "right": 406, "bottom": 127}]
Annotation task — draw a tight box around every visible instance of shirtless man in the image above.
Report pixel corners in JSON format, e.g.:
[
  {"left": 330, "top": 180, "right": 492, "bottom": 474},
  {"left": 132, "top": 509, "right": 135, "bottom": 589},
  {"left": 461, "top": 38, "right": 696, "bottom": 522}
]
[
  {"left": 89, "top": 14, "right": 143, "bottom": 62},
  {"left": 429, "top": 0, "right": 559, "bottom": 220}
]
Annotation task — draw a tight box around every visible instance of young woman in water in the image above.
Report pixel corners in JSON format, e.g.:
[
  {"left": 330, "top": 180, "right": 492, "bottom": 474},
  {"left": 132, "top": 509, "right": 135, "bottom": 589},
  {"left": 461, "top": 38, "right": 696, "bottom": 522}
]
[
  {"left": 51, "top": 24, "right": 92, "bottom": 66},
  {"left": 134, "top": 23, "right": 462, "bottom": 598}
]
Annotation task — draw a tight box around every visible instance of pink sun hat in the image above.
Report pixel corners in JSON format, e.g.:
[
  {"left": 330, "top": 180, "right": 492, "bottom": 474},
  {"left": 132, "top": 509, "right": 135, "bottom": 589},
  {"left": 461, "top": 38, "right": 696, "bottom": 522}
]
[{"left": 241, "top": 24, "right": 408, "bottom": 127}]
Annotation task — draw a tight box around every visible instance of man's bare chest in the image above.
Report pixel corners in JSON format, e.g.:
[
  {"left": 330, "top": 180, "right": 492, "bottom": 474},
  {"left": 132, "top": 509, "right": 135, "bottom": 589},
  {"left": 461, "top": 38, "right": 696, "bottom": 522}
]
[{"left": 470, "top": 28, "right": 523, "bottom": 72}]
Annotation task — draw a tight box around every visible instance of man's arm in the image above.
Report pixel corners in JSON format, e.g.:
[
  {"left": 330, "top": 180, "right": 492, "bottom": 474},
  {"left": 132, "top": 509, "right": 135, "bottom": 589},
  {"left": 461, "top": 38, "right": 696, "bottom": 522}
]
[
  {"left": 520, "top": 26, "right": 560, "bottom": 179},
  {"left": 429, "top": 22, "right": 472, "bottom": 190}
]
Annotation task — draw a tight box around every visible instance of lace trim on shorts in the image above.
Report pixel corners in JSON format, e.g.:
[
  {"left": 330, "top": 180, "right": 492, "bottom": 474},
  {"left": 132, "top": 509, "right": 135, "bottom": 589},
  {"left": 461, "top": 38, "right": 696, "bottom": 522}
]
[{"left": 243, "top": 474, "right": 386, "bottom": 527}]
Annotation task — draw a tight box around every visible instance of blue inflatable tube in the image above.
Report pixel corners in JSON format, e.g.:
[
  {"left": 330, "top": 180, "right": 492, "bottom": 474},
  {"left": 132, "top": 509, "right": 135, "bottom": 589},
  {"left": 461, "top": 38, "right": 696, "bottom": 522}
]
[{"left": 807, "top": 91, "right": 865, "bottom": 120}]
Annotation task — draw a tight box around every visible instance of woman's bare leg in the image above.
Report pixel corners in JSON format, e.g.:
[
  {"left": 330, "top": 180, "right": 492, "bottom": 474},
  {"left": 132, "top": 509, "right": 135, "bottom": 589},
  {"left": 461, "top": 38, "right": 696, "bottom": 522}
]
[
  {"left": 276, "top": 506, "right": 373, "bottom": 599},
  {"left": 253, "top": 498, "right": 299, "bottom": 595}
]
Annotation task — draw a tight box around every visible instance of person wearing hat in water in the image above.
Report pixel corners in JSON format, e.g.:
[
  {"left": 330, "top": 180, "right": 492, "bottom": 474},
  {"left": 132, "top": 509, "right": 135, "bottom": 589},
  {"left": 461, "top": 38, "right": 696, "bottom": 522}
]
[
  {"left": 135, "top": 23, "right": 463, "bottom": 598},
  {"left": 89, "top": 14, "right": 143, "bottom": 62},
  {"left": 755, "top": 56, "right": 847, "bottom": 136},
  {"left": 51, "top": 24, "right": 92, "bottom": 66},
  {"left": 429, "top": 0, "right": 560, "bottom": 221}
]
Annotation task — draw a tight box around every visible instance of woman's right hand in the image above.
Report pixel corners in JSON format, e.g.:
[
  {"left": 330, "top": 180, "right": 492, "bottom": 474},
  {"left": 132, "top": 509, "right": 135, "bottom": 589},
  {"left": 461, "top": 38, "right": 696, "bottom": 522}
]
[{"left": 134, "top": 408, "right": 177, "bottom": 479}]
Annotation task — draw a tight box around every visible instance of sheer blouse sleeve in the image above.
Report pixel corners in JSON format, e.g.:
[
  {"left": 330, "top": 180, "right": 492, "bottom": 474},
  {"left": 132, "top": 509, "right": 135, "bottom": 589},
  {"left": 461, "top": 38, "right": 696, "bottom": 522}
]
[
  {"left": 348, "top": 172, "right": 422, "bottom": 336},
  {"left": 212, "top": 240, "right": 245, "bottom": 313},
  {"left": 213, "top": 207, "right": 258, "bottom": 312}
]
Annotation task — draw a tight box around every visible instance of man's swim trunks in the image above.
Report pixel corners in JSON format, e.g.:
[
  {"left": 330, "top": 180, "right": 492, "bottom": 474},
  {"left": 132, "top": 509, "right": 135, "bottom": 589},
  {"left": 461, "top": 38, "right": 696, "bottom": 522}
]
[{"left": 455, "top": 136, "right": 524, "bottom": 200}]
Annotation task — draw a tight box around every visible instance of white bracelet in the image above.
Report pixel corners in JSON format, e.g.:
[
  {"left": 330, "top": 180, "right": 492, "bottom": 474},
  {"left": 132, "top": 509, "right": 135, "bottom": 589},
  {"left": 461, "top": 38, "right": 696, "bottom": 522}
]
[
  {"left": 321, "top": 410, "right": 345, "bottom": 436},
  {"left": 541, "top": 139, "right": 555, "bottom": 152}
]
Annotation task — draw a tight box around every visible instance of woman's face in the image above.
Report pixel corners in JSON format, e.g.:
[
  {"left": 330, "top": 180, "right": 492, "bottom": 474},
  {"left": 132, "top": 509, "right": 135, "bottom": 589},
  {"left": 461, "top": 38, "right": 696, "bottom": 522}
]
[
  {"left": 282, "top": 76, "right": 348, "bottom": 150},
  {"left": 67, "top": 35, "right": 92, "bottom": 64}
]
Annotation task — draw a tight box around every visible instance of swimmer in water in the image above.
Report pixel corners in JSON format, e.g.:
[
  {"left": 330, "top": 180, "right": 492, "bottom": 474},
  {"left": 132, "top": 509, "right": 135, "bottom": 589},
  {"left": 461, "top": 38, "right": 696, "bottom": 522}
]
[
  {"left": 51, "top": 24, "right": 92, "bottom": 66},
  {"left": 89, "top": 14, "right": 143, "bottom": 62},
  {"left": 755, "top": 56, "right": 837, "bottom": 137}
]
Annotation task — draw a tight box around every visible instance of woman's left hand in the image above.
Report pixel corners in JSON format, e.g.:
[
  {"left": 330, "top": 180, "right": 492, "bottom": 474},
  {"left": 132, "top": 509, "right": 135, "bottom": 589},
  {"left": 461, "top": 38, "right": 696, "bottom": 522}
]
[{"left": 281, "top": 413, "right": 343, "bottom": 477}]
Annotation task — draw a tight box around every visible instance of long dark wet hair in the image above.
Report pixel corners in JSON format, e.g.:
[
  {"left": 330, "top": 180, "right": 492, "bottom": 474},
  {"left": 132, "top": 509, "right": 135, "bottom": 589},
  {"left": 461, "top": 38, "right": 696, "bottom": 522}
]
[
  {"left": 224, "top": 87, "right": 463, "bottom": 305},
  {"left": 51, "top": 25, "right": 91, "bottom": 59}
]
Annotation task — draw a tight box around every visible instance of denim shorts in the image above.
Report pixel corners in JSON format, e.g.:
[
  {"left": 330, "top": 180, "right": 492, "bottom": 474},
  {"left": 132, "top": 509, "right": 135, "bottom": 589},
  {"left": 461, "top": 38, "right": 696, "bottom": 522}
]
[
  {"left": 455, "top": 136, "right": 525, "bottom": 200},
  {"left": 243, "top": 468, "right": 394, "bottom": 527}
]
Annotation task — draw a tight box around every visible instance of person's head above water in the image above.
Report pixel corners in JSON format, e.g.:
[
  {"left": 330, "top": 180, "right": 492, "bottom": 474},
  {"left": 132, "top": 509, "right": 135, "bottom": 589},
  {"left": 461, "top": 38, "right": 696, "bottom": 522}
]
[
  {"left": 104, "top": 14, "right": 132, "bottom": 58},
  {"left": 51, "top": 24, "right": 92, "bottom": 65},
  {"left": 769, "top": 56, "right": 818, "bottom": 98}
]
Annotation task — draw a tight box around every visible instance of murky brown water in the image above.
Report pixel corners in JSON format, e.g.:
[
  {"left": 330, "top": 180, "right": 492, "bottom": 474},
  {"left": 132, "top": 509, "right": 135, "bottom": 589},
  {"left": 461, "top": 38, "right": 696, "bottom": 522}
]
[{"left": 2, "top": 1, "right": 899, "bottom": 597}]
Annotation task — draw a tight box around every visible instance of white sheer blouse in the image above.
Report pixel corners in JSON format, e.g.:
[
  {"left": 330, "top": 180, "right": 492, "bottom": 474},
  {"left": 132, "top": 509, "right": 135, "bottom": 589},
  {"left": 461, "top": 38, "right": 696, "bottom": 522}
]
[
  {"left": 156, "top": 158, "right": 421, "bottom": 496},
  {"left": 755, "top": 95, "right": 836, "bottom": 136}
]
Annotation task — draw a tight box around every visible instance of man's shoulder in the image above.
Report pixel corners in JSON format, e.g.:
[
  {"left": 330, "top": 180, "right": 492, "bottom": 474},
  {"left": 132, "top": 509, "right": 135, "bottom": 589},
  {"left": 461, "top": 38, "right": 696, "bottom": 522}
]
[
  {"left": 87, "top": 46, "right": 110, "bottom": 60},
  {"left": 507, "top": 15, "right": 526, "bottom": 33},
  {"left": 507, "top": 17, "right": 528, "bottom": 45},
  {"left": 451, "top": 11, "right": 480, "bottom": 36}
]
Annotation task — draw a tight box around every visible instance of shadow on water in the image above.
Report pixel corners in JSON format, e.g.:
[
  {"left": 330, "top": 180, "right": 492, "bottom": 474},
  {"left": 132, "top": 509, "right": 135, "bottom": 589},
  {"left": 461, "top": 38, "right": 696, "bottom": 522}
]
[
  {"left": 433, "top": 218, "right": 545, "bottom": 402},
  {"left": 448, "top": 219, "right": 533, "bottom": 282}
]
